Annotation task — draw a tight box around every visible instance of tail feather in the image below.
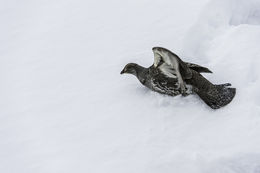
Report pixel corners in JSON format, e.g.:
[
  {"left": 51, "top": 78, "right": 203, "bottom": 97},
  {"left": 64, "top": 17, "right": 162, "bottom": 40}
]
[
  {"left": 197, "top": 84, "right": 236, "bottom": 109},
  {"left": 185, "top": 70, "right": 236, "bottom": 109}
]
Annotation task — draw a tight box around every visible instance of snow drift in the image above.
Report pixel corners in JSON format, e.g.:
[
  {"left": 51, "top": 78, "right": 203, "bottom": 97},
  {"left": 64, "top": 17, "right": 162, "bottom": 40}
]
[{"left": 0, "top": 0, "right": 260, "bottom": 172}]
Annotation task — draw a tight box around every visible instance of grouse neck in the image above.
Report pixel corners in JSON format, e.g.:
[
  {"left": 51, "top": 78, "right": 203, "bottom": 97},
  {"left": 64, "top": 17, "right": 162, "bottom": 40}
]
[
  {"left": 134, "top": 64, "right": 145, "bottom": 76},
  {"left": 134, "top": 65, "right": 148, "bottom": 85}
]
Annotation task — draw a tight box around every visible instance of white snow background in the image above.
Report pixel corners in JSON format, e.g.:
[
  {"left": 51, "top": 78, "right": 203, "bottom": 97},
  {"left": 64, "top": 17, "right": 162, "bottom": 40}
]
[{"left": 1, "top": 0, "right": 260, "bottom": 172}]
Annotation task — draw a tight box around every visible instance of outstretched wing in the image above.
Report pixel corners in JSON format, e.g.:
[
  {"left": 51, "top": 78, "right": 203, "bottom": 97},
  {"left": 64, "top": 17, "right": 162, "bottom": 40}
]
[
  {"left": 152, "top": 47, "right": 192, "bottom": 79},
  {"left": 185, "top": 62, "right": 212, "bottom": 73},
  {"left": 152, "top": 47, "right": 192, "bottom": 94}
]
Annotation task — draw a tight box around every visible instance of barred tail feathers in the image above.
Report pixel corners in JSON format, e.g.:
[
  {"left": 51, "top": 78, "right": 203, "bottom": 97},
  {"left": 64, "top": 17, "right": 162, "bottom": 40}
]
[{"left": 196, "top": 84, "right": 236, "bottom": 109}]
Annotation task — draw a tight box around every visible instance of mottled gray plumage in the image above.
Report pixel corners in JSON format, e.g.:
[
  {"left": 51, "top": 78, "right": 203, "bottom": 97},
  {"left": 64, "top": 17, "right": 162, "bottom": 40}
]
[
  {"left": 185, "top": 70, "right": 236, "bottom": 109},
  {"left": 121, "top": 63, "right": 202, "bottom": 96},
  {"left": 121, "top": 47, "right": 236, "bottom": 109}
]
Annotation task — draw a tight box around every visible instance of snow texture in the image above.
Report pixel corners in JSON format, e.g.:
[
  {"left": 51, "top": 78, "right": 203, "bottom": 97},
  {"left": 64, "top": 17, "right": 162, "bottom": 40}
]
[{"left": 0, "top": 0, "right": 260, "bottom": 172}]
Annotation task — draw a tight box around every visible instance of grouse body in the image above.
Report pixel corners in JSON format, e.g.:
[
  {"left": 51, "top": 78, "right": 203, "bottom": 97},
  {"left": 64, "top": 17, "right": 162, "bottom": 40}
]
[{"left": 121, "top": 63, "right": 202, "bottom": 96}]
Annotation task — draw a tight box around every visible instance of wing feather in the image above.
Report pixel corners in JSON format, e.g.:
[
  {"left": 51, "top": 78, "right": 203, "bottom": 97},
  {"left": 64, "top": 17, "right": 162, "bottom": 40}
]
[{"left": 158, "top": 63, "right": 177, "bottom": 78}]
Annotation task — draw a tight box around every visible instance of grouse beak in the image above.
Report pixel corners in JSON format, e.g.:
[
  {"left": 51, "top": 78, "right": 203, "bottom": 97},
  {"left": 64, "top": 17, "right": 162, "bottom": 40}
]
[{"left": 120, "top": 69, "right": 125, "bottom": 74}]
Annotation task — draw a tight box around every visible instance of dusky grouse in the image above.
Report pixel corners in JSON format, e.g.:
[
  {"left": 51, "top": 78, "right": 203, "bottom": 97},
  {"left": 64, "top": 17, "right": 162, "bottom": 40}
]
[{"left": 121, "top": 47, "right": 236, "bottom": 109}]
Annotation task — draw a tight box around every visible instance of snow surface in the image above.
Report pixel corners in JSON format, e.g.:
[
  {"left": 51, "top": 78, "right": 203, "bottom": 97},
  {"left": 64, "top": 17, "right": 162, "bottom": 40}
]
[{"left": 1, "top": 0, "right": 260, "bottom": 172}]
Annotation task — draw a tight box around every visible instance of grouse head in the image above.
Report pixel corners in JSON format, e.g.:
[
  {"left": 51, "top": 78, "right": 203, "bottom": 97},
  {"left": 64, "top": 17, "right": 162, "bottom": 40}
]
[{"left": 120, "top": 63, "right": 139, "bottom": 76}]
